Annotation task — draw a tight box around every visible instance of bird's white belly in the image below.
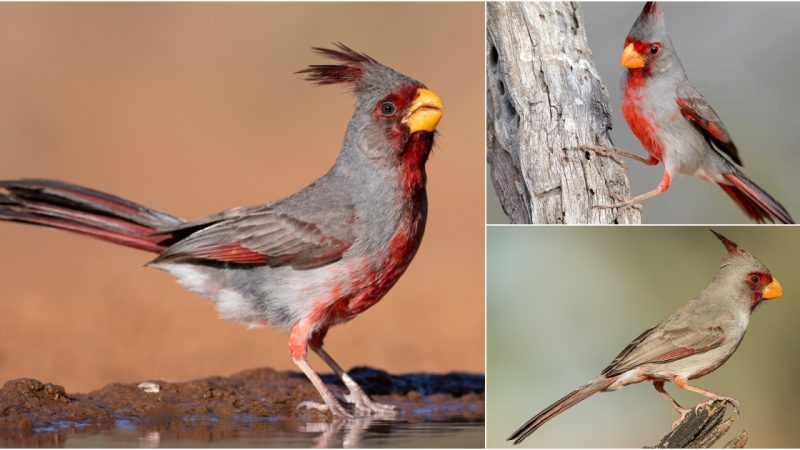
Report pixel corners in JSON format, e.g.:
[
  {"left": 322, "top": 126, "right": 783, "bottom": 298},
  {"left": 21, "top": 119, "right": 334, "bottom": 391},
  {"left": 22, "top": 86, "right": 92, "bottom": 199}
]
[{"left": 658, "top": 115, "right": 728, "bottom": 183}]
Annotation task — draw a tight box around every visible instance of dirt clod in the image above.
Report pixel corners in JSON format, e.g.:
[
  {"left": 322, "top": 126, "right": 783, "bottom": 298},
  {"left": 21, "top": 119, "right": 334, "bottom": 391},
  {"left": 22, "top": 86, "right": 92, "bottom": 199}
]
[{"left": 0, "top": 367, "right": 484, "bottom": 445}]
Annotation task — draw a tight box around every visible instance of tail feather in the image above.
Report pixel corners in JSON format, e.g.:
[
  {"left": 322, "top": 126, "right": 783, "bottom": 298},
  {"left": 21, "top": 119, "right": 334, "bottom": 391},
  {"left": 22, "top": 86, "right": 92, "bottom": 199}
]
[
  {"left": 0, "top": 179, "right": 185, "bottom": 253},
  {"left": 720, "top": 170, "right": 794, "bottom": 224},
  {"left": 507, "top": 377, "right": 616, "bottom": 445}
]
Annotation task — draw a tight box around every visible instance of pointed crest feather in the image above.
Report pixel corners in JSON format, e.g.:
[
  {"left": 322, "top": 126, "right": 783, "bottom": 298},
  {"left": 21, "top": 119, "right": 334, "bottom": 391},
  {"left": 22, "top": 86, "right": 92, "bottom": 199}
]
[
  {"left": 296, "top": 43, "right": 379, "bottom": 86},
  {"left": 629, "top": 1, "right": 666, "bottom": 41},
  {"left": 710, "top": 229, "right": 741, "bottom": 255},
  {"left": 642, "top": 2, "right": 660, "bottom": 17}
]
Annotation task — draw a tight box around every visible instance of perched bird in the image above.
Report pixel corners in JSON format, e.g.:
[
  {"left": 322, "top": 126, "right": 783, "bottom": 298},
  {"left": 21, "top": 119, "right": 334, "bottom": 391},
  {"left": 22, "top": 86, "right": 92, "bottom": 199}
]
[
  {"left": 0, "top": 44, "right": 444, "bottom": 418},
  {"left": 600, "top": 2, "right": 793, "bottom": 223},
  {"left": 508, "top": 230, "right": 783, "bottom": 444}
]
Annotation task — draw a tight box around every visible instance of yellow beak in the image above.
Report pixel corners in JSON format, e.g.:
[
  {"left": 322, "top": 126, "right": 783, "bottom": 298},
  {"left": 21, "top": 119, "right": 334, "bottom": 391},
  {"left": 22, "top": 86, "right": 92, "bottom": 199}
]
[
  {"left": 762, "top": 278, "right": 783, "bottom": 300},
  {"left": 403, "top": 88, "right": 444, "bottom": 133},
  {"left": 621, "top": 43, "right": 645, "bottom": 69}
]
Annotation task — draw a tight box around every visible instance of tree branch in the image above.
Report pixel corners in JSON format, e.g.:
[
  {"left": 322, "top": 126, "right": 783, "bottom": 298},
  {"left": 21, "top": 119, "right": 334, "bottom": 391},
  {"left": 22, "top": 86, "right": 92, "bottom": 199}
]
[
  {"left": 486, "top": 2, "right": 641, "bottom": 224},
  {"left": 649, "top": 399, "right": 747, "bottom": 448}
]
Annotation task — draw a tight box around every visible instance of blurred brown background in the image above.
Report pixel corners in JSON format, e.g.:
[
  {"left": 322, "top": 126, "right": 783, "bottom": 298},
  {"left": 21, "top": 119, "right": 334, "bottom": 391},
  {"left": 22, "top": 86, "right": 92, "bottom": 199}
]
[{"left": 0, "top": 3, "right": 484, "bottom": 392}]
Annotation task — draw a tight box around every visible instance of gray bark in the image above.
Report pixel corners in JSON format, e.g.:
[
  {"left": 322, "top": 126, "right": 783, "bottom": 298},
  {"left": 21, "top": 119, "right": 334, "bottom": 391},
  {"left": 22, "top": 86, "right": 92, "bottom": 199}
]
[
  {"left": 650, "top": 399, "right": 747, "bottom": 448},
  {"left": 486, "top": 2, "right": 641, "bottom": 224}
]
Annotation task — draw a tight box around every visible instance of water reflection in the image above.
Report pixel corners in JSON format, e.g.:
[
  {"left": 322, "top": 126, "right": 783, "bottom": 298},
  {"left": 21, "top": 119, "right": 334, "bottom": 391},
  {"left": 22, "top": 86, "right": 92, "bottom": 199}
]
[{"left": 3, "top": 416, "right": 483, "bottom": 448}]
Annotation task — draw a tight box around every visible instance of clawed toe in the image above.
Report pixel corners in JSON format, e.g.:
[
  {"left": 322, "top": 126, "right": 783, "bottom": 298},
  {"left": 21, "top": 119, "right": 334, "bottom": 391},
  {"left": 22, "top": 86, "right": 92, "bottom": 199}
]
[
  {"left": 344, "top": 392, "right": 398, "bottom": 419},
  {"left": 671, "top": 408, "right": 691, "bottom": 429},
  {"left": 570, "top": 145, "right": 629, "bottom": 168},
  {"left": 711, "top": 397, "right": 740, "bottom": 415},
  {"left": 297, "top": 400, "right": 354, "bottom": 419},
  {"left": 592, "top": 201, "right": 643, "bottom": 211},
  {"left": 298, "top": 396, "right": 396, "bottom": 420},
  {"left": 693, "top": 397, "right": 740, "bottom": 417},
  {"left": 361, "top": 402, "right": 398, "bottom": 418}
]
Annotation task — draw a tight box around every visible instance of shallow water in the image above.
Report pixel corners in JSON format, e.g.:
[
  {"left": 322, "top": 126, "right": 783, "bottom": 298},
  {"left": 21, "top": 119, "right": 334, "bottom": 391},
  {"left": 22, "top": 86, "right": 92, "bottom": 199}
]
[
  {"left": 0, "top": 369, "right": 484, "bottom": 447},
  {"left": 24, "top": 418, "right": 483, "bottom": 448}
]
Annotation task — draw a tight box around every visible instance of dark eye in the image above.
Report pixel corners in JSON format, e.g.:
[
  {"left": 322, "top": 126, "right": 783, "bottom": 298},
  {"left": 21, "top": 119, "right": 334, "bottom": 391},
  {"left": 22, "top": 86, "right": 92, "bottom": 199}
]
[
  {"left": 750, "top": 275, "right": 760, "bottom": 284},
  {"left": 380, "top": 102, "right": 397, "bottom": 116},
  {"left": 650, "top": 45, "right": 660, "bottom": 54}
]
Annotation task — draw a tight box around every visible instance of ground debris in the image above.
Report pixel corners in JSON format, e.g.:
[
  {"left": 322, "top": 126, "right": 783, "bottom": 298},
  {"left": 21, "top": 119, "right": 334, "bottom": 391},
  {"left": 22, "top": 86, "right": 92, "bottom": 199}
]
[{"left": 0, "top": 366, "right": 484, "bottom": 444}]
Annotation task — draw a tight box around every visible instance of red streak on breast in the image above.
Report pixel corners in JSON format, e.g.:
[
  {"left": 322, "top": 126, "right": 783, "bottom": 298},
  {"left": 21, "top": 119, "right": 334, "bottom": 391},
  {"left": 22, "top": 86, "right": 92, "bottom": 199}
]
[
  {"left": 308, "top": 192, "right": 428, "bottom": 335},
  {"left": 309, "top": 205, "right": 427, "bottom": 331},
  {"left": 399, "top": 132, "right": 434, "bottom": 194},
  {"left": 302, "top": 131, "right": 432, "bottom": 341},
  {"left": 622, "top": 71, "right": 664, "bottom": 162}
]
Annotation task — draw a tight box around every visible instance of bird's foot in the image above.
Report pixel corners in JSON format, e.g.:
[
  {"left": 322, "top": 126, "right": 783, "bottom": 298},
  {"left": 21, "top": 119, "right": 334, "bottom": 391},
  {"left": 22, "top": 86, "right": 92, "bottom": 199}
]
[
  {"left": 344, "top": 390, "right": 398, "bottom": 419},
  {"left": 696, "top": 396, "right": 740, "bottom": 416},
  {"left": 570, "top": 145, "right": 629, "bottom": 168},
  {"left": 671, "top": 407, "right": 692, "bottom": 429},
  {"left": 592, "top": 197, "right": 644, "bottom": 211},
  {"left": 297, "top": 400, "right": 354, "bottom": 419}
]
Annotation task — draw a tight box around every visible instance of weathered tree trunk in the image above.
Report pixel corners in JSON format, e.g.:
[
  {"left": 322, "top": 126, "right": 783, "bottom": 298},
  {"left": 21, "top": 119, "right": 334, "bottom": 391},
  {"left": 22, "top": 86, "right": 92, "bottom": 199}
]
[
  {"left": 486, "top": 2, "right": 641, "bottom": 224},
  {"left": 650, "top": 399, "right": 747, "bottom": 448}
]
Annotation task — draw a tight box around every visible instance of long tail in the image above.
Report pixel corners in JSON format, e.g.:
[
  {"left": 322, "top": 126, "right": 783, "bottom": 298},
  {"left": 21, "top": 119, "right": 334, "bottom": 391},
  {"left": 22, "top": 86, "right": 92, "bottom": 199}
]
[
  {"left": 0, "top": 179, "right": 185, "bottom": 253},
  {"left": 719, "top": 169, "right": 794, "bottom": 224},
  {"left": 507, "top": 376, "right": 616, "bottom": 445}
]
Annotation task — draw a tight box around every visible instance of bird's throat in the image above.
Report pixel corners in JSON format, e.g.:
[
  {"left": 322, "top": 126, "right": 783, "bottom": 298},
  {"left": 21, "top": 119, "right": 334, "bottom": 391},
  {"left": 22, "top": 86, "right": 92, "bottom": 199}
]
[{"left": 398, "top": 132, "right": 434, "bottom": 194}]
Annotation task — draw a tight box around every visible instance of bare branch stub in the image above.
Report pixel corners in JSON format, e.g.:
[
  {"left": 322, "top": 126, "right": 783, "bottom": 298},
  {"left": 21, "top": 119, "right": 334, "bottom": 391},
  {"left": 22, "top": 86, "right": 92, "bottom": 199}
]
[
  {"left": 649, "top": 399, "right": 747, "bottom": 449},
  {"left": 486, "top": 2, "right": 641, "bottom": 224}
]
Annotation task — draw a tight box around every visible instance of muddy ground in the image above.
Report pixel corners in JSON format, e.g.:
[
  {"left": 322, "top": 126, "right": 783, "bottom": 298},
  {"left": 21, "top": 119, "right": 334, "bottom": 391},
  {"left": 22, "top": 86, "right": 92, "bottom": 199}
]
[{"left": 0, "top": 367, "right": 484, "bottom": 446}]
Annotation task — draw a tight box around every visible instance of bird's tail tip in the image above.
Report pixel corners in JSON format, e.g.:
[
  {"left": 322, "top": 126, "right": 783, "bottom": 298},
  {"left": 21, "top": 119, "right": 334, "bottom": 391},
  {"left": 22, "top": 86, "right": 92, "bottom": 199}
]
[
  {"left": 507, "top": 377, "right": 615, "bottom": 445},
  {"left": 720, "top": 170, "right": 794, "bottom": 224}
]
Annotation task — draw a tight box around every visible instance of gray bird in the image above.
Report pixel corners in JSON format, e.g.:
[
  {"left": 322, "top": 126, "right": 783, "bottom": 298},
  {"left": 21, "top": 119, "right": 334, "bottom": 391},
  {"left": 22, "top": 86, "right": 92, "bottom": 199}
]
[
  {"left": 0, "top": 43, "right": 444, "bottom": 419},
  {"left": 508, "top": 230, "right": 783, "bottom": 444},
  {"left": 598, "top": 2, "right": 792, "bottom": 223}
]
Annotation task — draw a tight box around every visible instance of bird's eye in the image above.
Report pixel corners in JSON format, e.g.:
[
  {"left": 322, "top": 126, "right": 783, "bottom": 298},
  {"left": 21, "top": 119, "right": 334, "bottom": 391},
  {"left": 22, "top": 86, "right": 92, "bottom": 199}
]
[
  {"left": 650, "top": 45, "right": 660, "bottom": 54},
  {"left": 380, "top": 102, "right": 397, "bottom": 116},
  {"left": 750, "top": 275, "right": 760, "bottom": 284}
]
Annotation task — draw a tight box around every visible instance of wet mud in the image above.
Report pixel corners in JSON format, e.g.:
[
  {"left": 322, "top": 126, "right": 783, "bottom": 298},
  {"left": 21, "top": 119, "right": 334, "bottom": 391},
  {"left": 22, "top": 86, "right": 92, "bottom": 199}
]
[{"left": 0, "top": 367, "right": 484, "bottom": 446}]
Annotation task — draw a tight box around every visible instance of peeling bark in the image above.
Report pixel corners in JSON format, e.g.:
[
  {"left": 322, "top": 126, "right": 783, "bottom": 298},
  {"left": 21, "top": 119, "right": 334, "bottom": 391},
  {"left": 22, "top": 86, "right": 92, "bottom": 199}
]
[
  {"left": 486, "top": 2, "right": 640, "bottom": 224},
  {"left": 649, "top": 400, "right": 747, "bottom": 448}
]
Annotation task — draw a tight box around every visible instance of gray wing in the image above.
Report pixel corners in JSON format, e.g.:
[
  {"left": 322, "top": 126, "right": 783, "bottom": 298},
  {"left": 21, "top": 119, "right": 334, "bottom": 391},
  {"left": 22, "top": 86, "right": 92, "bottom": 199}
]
[
  {"left": 601, "top": 324, "right": 726, "bottom": 377},
  {"left": 676, "top": 83, "right": 742, "bottom": 165},
  {"left": 151, "top": 206, "right": 355, "bottom": 270}
]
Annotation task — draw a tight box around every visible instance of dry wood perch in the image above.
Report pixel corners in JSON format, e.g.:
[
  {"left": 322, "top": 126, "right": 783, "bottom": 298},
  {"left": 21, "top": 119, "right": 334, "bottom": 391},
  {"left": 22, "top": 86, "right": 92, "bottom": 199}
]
[
  {"left": 486, "top": 2, "right": 641, "bottom": 224},
  {"left": 649, "top": 399, "right": 747, "bottom": 448}
]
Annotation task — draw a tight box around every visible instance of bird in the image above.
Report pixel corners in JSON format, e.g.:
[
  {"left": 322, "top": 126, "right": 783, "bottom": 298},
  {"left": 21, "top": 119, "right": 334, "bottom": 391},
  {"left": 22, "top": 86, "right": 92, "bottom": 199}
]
[
  {"left": 0, "top": 43, "right": 444, "bottom": 419},
  {"left": 508, "top": 230, "right": 783, "bottom": 444},
  {"left": 591, "top": 2, "right": 793, "bottom": 223}
]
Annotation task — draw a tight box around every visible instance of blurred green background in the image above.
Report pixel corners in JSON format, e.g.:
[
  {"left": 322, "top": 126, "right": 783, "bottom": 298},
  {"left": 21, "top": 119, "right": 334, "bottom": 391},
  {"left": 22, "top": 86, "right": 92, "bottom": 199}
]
[
  {"left": 487, "top": 226, "right": 800, "bottom": 447},
  {"left": 487, "top": 2, "right": 800, "bottom": 224}
]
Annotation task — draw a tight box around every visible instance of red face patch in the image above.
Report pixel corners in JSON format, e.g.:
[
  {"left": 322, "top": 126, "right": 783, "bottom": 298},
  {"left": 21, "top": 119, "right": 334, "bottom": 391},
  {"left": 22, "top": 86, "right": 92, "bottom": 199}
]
[
  {"left": 624, "top": 38, "right": 662, "bottom": 68},
  {"left": 745, "top": 271, "right": 773, "bottom": 304},
  {"left": 373, "top": 85, "right": 420, "bottom": 146}
]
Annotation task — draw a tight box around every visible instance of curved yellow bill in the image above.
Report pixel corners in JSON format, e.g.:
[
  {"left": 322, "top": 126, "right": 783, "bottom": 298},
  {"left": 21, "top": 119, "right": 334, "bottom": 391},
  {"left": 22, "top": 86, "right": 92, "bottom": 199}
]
[
  {"left": 403, "top": 88, "right": 444, "bottom": 133},
  {"left": 621, "top": 43, "right": 645, "bottom": 69},
  {"left": 762, "top": 278, "right": 783, "bottom": 300}
]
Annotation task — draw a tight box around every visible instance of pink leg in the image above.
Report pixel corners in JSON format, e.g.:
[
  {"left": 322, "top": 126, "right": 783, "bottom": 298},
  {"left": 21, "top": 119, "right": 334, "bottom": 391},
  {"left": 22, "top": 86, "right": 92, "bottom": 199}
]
[
  {"left": 308, "top": 327, "right": 397, "bottom": 418},
  {"left": 573, "top": 144, "right": 660, "bottom": 167},
  {"left": 653, "top": 381, "right": 690, "bottom": 429},
  {"left": 673, "top": 377, "right": 740, "bottom": 413},
  {"left": 312, "top": 346, "right": 397, "bottom": 418},
  {"left": 289, "top": 320, "right": 352, "bottom": 418},
  {"left": 595, "top": 169, "right": 672, "bottom": 210}
]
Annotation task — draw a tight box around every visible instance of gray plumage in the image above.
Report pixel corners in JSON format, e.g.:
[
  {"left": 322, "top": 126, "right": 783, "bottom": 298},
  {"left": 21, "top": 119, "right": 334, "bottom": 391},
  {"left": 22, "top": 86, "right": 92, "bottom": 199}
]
[
  {"left": 509, "top": 230, "right": 782, "bottom": 444},
  {"left": 0, "top": 43, "right": 444, "bottom": 418}
]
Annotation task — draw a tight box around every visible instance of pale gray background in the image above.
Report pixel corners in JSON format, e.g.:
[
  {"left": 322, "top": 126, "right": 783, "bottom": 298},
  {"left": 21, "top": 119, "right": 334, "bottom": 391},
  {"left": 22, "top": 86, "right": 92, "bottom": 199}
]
[
  {"left": 487, "top": 2, "right": 800, "bottom": 224},
  {"left": 487, "top": 227, "right": 800, "bottom": 447}
]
